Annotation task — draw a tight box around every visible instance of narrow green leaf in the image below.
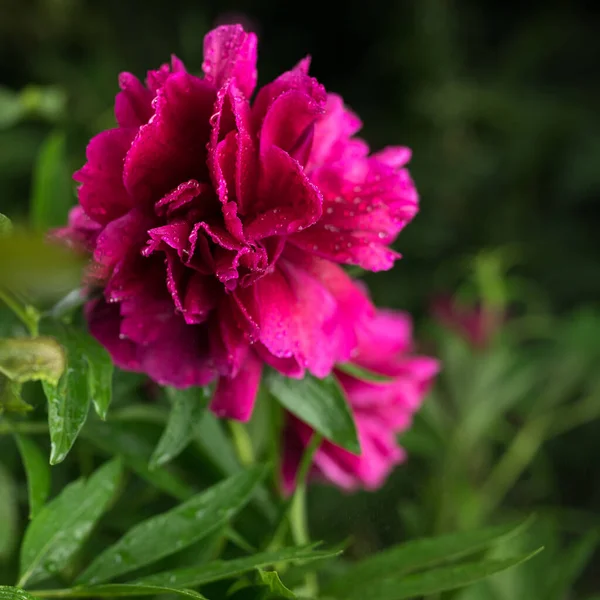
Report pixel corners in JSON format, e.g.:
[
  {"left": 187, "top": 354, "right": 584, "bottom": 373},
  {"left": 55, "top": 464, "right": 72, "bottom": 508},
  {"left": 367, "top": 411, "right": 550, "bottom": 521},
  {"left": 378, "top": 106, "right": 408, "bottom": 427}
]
[
  {"left": 0, "top": 464, "right": 18, "bottom": 560},
  {"left": 14, "top": 434, "right": 50, "bottom": 519},
  {"left": 84, "top": 420, "right": 194, "bottom": 501},
  {"left": 336, "top": 362, "right": 394, "bottom": 382},
  {"left": 325, "top": 517, "right": 533, "bottom": 596},
  {"left": 342, "top": 549, "right": 544, "bottom": 600},
  {"left": 150, "top": 387, "right": 209, "bottom": 469},
  {"left": 0, "top": 337, "right": 65, "bottom": 384},
  {"left": 19, "top": 459, "right": 123, "bottom": 587},
  {"left": 30, "top": 585, "right": 207, "bottom": 598},
  {"left": 72, "top": 329, "right": 114, "bottom": 420},
  {"left": 266, "top": 371, "right": 360, "bottom": 453},
  {"left": 77, "top": 465, "right": 268, "bottom": 585},
  {"left": 30, "top": 131, "right": 73, "bottom": 230},
  {"left": 39, "top": 322, "right": 90, "bottom": 465},
  {"left": 136, "top": 544, "right": 341, "bottom": 588},
  {"left": 256, "top": 570, "right": 295, "bottom": 598},
  {"left": 0, "top": 586, "right": 36, "bottom": 600}
]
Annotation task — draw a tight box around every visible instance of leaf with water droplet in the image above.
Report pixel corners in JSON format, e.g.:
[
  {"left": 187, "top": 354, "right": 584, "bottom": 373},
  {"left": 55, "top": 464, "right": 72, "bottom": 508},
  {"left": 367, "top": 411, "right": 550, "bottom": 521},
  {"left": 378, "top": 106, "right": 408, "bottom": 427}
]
[
  {"left": 18, "top": 458, "right": 122, "bottom": 587},
  {"left": 72, "top": 328, "right": 114, "bottom": 420},
  {"left": 39, "top": 320, "right": 110, "bottom": 464},
  {"left": 135, "top": 543, "right": 341, "bottom": 589},
  {"left": 14, "top": 434, "right": 50, "bottom": 519},
  {"left": 0, "top": 337, "right": 65, "bottom": 385},
  {"left": 0, "top": 586, "right": 37, "bottom": 600},
  {"left": 84, "top": 420, "right": 194, "bottom": 501},
  {"left": 28, "top": 584, "right": 207, "bottom": 598},
  {"left": 266, "top": 371, "right": 360, "bottom": 454},
  {"left": 76, "top": 464, "right": 268, "bottom": 585},
  {"left": 149, "top": 386, "right": 209, "bottom": 470}
]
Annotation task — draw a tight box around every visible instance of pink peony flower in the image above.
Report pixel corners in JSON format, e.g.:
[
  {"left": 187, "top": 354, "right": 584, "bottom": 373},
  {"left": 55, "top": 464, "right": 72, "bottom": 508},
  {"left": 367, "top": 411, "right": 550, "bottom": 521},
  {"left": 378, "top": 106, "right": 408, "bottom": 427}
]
[
  {"left": 432, "top": 295, "right": 503, "bottom": 349},
  {"left": 62, "top": 24, "right": 419, "bottom": 421},
  {"left": 281, "top": 309, "right": 439, "bottom": 492}
]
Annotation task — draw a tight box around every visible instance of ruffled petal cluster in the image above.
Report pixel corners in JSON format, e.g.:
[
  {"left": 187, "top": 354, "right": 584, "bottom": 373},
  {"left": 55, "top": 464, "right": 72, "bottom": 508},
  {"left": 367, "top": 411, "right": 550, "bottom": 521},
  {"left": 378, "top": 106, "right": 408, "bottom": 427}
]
[{"left": 63, "top": 24, "right": 419, "bottom": 421}]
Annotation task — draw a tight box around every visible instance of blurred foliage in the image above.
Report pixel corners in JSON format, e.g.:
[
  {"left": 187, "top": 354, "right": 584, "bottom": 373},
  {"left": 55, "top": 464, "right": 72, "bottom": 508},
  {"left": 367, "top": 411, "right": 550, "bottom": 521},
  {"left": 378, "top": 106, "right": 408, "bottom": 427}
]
[{"left": 0, "top": 0, "right": 599, "bottom": 597}]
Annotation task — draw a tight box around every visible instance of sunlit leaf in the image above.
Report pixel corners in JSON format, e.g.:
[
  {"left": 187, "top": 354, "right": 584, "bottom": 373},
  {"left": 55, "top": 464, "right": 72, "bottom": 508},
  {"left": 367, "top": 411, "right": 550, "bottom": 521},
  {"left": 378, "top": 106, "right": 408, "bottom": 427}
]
[
  {"left": 0, "top": 586, "right": 36, "bottom": 600},
  {"left": 19, "top": 459, "right": 122, "bottom": 587},
  {"left": 255, "top": 570, "right": 296, "bottom": 598},
  {"left": 14, "top": 434, "right": 50, "bottom": 519},
  {"left": 0, "top": 337, "right": 65, "bottom": 384},
  {"left": 266, "top": 371, "right": 360, "bottom": 453},
  {"left": 77, "top": 465, "right": 268, "bottom": 585},
  {"left": 0, "top": 213, "right": 12, "bottom": 236}
]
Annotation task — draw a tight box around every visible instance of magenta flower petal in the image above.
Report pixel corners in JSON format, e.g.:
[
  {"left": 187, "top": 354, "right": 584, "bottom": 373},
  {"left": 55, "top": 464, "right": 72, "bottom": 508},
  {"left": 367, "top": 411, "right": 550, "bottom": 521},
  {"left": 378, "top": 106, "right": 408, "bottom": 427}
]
[
  {"left": 202, "top": 24, "right": 258, "bottom": 99},
  {"left": 246, "top": 145, "right": 323, "bottom": 239},
  {"left": 115, "top": 72, "right": 153, "bottom": 128},
  {"left": 74, "top": 128, "right": 136, "bottom": 225},
  {"left": 210, "top": 351, "right": 263, "bottom": 421}
]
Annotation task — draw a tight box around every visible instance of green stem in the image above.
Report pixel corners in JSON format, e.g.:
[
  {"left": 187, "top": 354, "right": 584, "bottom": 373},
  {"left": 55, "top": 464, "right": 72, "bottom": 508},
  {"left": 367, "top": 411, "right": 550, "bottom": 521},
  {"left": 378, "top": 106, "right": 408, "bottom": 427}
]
[
  {"left": 266, "top": 432, "right": 322, "bottom": 552},
  {"left": 0, "top": 420, "right": 48, "bottom": 435},
  {"left": 228, "top": 419, "right": 255, "bottom": 466},
  {"left": 0, "top": 289, "right": 39, "bottom": 335},
  {"left": 479, "top": 414, "right": 552, "bottom": 521},
  {"left": 289, "top": 433, "right": 322, "bottom": 597}
]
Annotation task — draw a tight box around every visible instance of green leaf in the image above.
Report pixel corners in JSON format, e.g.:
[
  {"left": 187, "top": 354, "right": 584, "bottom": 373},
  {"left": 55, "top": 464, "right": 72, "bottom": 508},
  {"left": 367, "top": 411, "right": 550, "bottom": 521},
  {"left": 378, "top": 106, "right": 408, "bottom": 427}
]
[
  {"left": 27, "top": 585, "right": 207, "bottom": 598},
  {"left": 266, "top": 371, "right": 360, "bottom": 454},
  {"left": 255, "top": 570, "right": 296, "bottom": 598},
  {"left": 77, "top": 465, "right": 268, "bottom": 585},
  {"left": 0, "top": 464, "right": 18, "bottom": 561},
  {"left": 325, "top": 517, "right": 532, "bottom": 597},
  {"left": 336, "top": 362, "right": 394, "bottom": 382},
  {"left": 341, "top": 549, "right": 544, "bottom": 600},
  {"left": 0, "top": 374, "right": 30, "bottom": 415},
  {"left": 0, "top": 337, "right": 65, "bottom": 384},
  {"left": 19, "top": 459, "right": 122, "bottom": 587},
  {"left": 0, "top": 586, "right": 36, "bottom": 600},
  {"left": 84, "top": 420, "right": 194, "bottom": 501},
  {"left": 30, "top": 131, "right": 73, "bottom": 230},
  {"left": 136, "top": 544, "right": 341, "bottom": 588},
  {"left": 150, "top": 387, "right": 209, "bottom": 469},
  {"left": 0, "top": 213, "right": 12, "bottom": 236},
  {"left": 39, "top": 322, "right": 89, "bottom": 464},
  {"left": 72, "top": 329, "right": 114, "bottom": 420},
  {"left": 14, "top": 434, "right": 50, "bottom": 519}
]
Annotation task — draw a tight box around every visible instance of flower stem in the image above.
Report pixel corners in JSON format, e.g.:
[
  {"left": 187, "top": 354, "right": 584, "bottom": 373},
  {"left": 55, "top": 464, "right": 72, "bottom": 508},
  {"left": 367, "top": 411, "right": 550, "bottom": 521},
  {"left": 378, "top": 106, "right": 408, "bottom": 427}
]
[
  {"left": 289, "top": 433, "right": 322, "bottom": 597},
  {"left": 228, "top": 419, "right": 255, "bottom": 466},
  {"left": 0, "top": 420, "right": 48, "bottom": 435},
  {"left": 0, "top": 289, "right": 39, "bottom": 335}
]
